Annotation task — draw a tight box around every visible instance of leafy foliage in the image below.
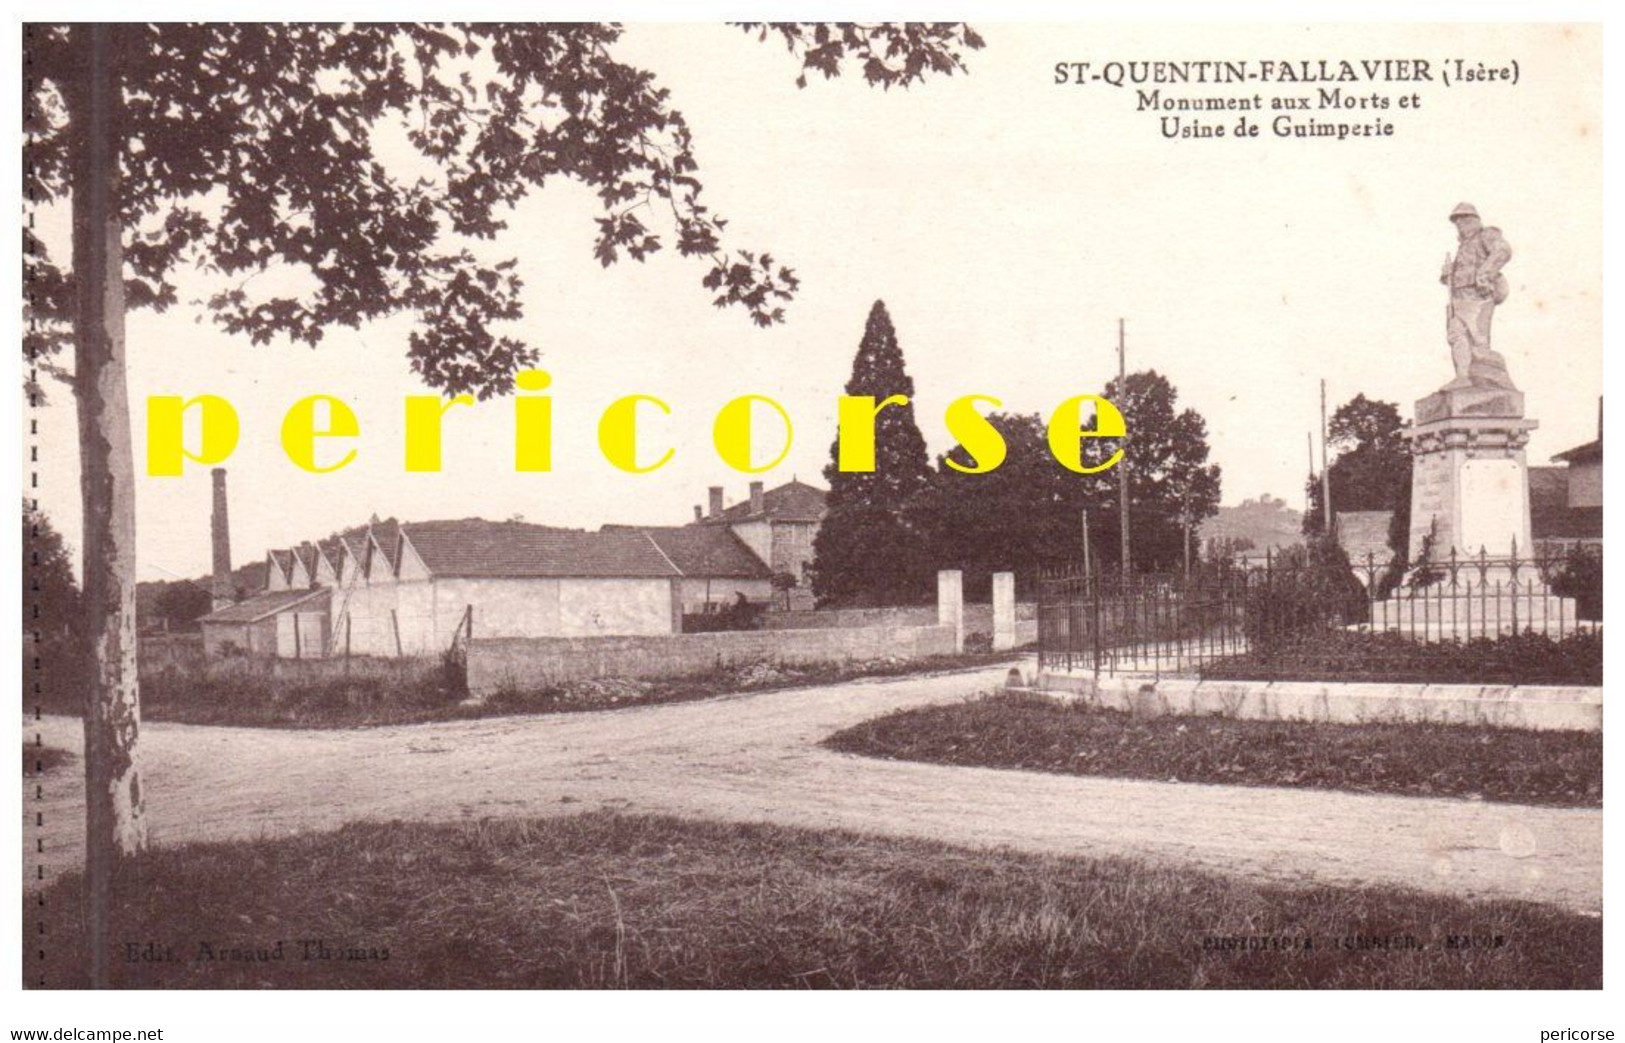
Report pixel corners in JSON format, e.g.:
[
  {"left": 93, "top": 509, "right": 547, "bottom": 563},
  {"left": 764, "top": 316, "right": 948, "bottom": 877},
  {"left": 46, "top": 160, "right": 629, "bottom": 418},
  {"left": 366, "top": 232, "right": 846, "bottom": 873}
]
[
  {"left": 923, "top": 411, "right": 1079, "bottom": 600},
  {"left": 812, "top": 301, "right": 936, "bottom": 606},
  {"left": 682, "top": 597, "right": 766, "bottom": 633},
  {"left": 1099, "top": 371, "right": 1223, "bottom": 570},
  {"left": 1304, "top": 394, "right": 1411, "bottom": 553},
  {"left": 1241, "top": 537, "right": 1368, "bottom": 649},
  {"left": 1550, "top": 545, "right": 1603, "bottom": 621},
  {"left": 737, "top": 22, "right": 984, "bottom": 90},
  {"left": 23, "top": 500, "right": 79, "bottom": 636},
  {"left": 845, "top": 370, "right": 1224, "bottom": 601},
  {"left": 152, "top": 583, "right": 213, "bottom": 632},
  {"left": 1203, "top": 535, "right": 1255, "bottom": 565},
  {"left": 24, "top": 24, "right": 981, "bottom": 397}
]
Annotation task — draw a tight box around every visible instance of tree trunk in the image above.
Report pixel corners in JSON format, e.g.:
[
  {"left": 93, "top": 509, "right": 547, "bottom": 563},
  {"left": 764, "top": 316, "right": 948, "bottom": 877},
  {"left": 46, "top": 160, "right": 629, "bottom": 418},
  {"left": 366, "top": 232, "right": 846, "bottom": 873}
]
[{"left": 68, "top": 22, "right": 146, "bottom": 989}]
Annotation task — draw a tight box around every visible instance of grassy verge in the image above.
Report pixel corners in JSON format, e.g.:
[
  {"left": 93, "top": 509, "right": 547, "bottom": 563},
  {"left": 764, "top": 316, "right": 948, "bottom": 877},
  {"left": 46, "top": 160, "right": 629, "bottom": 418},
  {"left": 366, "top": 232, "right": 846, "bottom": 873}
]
[
  {"left": 825, "top": 692, "right": 1602, "bottom": 807},
  {"left": 35, "top": 653, "right": 1018, "bottom": 730},
  {"left": 26, "top": 811, "right": 1599, "bottom": 988},
  {"left": 23, "top": 743, "right": 73, "bottom": 776},
  {"left": 480, "top": 653, "right": 1018, "bottom": 718}
]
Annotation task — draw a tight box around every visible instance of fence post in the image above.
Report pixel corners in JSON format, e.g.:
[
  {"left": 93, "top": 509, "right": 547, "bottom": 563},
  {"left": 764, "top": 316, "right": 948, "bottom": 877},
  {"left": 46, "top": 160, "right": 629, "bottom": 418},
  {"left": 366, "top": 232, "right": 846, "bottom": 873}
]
[
  {"left": 937, "top": 569, "right": 964, "bottom": 654},
  {"left": 991, "top": 571, "right": 1016, "bottom": 651}
]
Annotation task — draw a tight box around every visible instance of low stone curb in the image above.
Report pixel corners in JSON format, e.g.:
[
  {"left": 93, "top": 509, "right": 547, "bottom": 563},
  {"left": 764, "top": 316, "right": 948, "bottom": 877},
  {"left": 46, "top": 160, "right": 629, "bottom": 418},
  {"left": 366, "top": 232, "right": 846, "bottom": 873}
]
[{"left": 1030, "top": 671, "right": 1601, "bottom": 732}]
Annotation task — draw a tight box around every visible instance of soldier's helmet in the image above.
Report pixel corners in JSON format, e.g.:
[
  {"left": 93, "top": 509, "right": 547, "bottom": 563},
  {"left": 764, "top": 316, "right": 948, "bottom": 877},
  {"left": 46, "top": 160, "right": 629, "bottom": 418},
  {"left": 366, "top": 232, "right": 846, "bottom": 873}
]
[{"left": 1449, "top": 202, "right": 1480, "bottom": 222}]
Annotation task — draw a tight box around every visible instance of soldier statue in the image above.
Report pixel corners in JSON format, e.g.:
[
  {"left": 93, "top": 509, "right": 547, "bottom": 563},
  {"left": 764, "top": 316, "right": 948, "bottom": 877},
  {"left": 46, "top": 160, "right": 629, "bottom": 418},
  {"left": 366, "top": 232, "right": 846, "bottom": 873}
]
[{"left": 1439, "top": 202, "right": 1516, "bottom": 391}]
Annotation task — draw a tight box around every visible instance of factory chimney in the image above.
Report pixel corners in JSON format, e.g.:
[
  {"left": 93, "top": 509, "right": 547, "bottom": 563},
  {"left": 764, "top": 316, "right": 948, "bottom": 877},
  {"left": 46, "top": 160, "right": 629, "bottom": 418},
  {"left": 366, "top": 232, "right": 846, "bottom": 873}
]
[{"left": 210, "top": 468, "right": 234, "bottom": 611}]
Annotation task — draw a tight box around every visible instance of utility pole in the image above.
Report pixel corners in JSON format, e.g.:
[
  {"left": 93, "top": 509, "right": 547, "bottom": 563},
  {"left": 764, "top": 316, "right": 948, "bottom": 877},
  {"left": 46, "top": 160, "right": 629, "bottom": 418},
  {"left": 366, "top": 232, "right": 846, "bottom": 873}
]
[
  {"left": 1117, "top": 318, "right": 1131, "bottom": 577},
  {"left": 1320, "top": 379, "right": 1332, "bottom": 535},
  {"left": 1079, "top": 509, "right": 1093, "bottom": 579},
  {"left": 1306, "top": 431, "right": 1315, "bottom": 515},
  {"left": 1181, "top": 488, "right": 1192, "bottom": 578}
]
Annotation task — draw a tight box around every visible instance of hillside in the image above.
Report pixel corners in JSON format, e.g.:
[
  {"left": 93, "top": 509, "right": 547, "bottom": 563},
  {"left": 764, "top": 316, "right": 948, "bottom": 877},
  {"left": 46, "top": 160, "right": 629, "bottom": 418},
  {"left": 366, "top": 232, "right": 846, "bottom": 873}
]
[{"left": 1200, "top": 495, "right": 1304, "bottom": 555}]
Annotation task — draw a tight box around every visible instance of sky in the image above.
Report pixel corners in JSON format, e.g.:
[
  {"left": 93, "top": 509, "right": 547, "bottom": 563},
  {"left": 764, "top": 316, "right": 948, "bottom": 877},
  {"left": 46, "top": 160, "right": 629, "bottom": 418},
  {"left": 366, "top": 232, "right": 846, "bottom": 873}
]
[{"left": 28, "top": 23, "right": 1603, "bottom": 582}]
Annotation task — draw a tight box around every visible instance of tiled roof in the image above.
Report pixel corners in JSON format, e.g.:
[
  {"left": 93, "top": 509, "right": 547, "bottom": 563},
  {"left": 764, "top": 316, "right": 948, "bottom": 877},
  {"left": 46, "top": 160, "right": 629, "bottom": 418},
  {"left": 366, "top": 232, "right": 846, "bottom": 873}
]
[
  {"left": 1553, "top": 438, "right": 1602, "bottom": 464},
  {"left": 200, "top": 587, "right": 329, "bottom": 625},
  {"left": 267, "top": 549, "right": 293, "bottom": 583},
  {"left": 1334, "top": 511, "right": 1394, "bottom": 566},
  {"left": 711, "top": 480, "right": 827, "bottom": 523},
  {"left": 402, "top": 519, "right": 680, "bottom": 579},
  {"left": 340, "top": 532, "right": 371, "bottom": 577},
  {"left": 294, "top": 543, "right": 320, "bottom": 579},
  {"left": 315, "top": 536, "right": 347, "bottom": 580},
  {"left": 619, "top": 526, "right": 771, "bottom": 579},
  {"left": 369, "top": 520, "right": 402, "bottom": 573}
]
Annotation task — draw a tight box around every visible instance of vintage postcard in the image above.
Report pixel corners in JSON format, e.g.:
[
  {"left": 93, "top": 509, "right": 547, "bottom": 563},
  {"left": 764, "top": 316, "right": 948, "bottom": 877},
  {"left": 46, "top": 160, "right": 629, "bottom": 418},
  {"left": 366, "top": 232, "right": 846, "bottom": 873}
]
[{"left": 13, "top": 14, "right": 1608, "bottom": 1024}]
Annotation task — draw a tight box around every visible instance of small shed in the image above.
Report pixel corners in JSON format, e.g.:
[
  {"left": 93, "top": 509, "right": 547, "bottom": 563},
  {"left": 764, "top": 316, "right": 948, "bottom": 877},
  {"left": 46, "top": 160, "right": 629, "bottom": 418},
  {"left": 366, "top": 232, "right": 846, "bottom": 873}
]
[
  {"left": 1335, "top": 510, "right": 1396, "bottom": 578},
  {"left": 199, "top": 588, "right": 331, "bottom": 658}
]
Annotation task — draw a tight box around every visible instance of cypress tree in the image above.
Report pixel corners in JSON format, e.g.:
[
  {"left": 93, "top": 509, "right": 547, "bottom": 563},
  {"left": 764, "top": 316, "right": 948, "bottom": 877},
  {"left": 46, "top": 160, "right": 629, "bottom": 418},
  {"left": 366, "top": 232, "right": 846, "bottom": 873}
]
[{"left": 811, "top": 300, "right": 935, "bottom": 606}]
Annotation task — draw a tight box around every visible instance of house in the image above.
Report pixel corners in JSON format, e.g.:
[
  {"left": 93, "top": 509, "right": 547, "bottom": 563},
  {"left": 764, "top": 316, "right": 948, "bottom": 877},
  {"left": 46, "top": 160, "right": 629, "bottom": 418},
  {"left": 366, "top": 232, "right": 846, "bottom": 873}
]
[
  {"left": 1530, "top": 404, "right": 1602, "bottom": 556},
  {"left": 608, "top": 524, "right": 774, "bottom": 613},
  {"left": 199, "top": 587, "right": 331, "bottom": 658},
  {"left": 1334, "top": 510, "right": 1396, "bottom": 574},
  {"left": 1530, "top": 445, "right": 1603, "bottom": 555},
  {"left": 691, "top": 479, "right": 827, "bottom": 608}
]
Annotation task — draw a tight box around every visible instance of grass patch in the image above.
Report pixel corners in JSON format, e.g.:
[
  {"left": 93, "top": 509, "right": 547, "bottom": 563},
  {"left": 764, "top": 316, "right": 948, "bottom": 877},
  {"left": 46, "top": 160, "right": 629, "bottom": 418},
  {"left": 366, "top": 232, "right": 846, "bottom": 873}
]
[
  {"left": 25, "top": 811, "right": 1599, "bottom": 989},
  {"left": 34, "top": 652, "right": 1017, "bottom": 729},
  {"left": 1202, "top": 630, "right": 1602, "bottom": 686},
  {"left": 23, "top": 742, "right": 73, "bottom": 776},
  {"left": 825, "top": 692, "right": 1602, "bottom": 807},
  {"left": 481, "top": 653, "right": 1018, "bottom": 717}
]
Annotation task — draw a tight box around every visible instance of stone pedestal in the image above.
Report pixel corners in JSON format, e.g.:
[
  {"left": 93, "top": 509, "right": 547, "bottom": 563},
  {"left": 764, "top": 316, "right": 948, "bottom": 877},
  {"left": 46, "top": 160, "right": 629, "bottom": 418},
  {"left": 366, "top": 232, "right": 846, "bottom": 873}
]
[
  {"left": 1371, "top": 383, "right": 1578, "bottom": 639},
  {"left": 1405, "top": 385, "right": 1538, "bottom": 563}
]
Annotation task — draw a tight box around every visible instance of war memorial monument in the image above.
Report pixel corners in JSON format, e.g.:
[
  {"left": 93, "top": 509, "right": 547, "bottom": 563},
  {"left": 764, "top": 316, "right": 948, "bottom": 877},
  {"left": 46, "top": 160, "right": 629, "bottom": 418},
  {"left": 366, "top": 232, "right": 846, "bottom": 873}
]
[{"left": 1372, "top": 203, "right": 1577, "bottom": 635}]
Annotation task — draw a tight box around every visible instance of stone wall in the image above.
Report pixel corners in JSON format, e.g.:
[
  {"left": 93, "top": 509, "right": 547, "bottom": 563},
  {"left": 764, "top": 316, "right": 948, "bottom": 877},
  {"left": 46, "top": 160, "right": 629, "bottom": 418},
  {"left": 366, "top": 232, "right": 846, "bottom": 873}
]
[
  {"left": 142, "top": 646, "right": 444, "bottom": 686},
  {"left": 763, "top": 602, "right": 1037, "bottom": 644},
  {"left": 138, "top": 634, "right": 206, "bottom": 670},
  {"left": 467, "top": 623, "right": 956, "bottom": 695}
]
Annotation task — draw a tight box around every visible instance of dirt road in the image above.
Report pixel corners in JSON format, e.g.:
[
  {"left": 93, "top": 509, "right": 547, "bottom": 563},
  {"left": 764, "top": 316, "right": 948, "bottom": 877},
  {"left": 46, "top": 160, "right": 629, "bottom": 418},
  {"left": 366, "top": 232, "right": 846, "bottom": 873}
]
[{"left": 26, "top": 664, "right": 1603, "bottom": 912}]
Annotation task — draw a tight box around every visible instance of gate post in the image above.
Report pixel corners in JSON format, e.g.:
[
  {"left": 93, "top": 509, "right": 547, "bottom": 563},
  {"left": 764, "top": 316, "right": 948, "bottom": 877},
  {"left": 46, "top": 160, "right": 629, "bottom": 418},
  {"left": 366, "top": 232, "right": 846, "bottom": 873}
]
[
  {"left": 992, "top": 571, "right": 1016, "bottom": 651},
  {"left": 937, "top": 569, "right": 964, "bottom": 654}
]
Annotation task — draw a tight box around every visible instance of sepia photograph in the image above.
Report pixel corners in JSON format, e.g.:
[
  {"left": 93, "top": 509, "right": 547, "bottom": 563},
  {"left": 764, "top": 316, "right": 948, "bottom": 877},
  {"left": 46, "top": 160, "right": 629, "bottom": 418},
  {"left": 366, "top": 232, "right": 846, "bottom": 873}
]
[{"left": 8, "top": 10, "right": 1614, "bottom": 1039}]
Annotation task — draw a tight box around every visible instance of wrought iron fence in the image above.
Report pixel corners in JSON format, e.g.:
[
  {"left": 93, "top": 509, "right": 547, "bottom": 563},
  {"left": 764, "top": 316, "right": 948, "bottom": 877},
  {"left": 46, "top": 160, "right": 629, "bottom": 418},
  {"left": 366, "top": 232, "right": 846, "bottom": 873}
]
[{"left": 1036, "top": 545, "right": 1601, "bottom": 679}]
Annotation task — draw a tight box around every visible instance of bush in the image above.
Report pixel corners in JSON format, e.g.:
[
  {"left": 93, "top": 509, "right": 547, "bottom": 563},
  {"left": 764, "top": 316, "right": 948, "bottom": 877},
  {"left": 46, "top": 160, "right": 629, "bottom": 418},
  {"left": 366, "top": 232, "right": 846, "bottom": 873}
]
[
  {"left": 1550, "top": 545, "right": 1602, "bottom": 621},
  {"left": 137, "top": 656, "right": 463, "bottom": 727},
  {"left": 1243, "top": 538, "right": 1367, "bottom": 650},
  {"left": 1203, "top": 628, "right": 1601, "bottom": 686},
  {"left": 682, "top": 598, "right": 766, "bottom": 633}
]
